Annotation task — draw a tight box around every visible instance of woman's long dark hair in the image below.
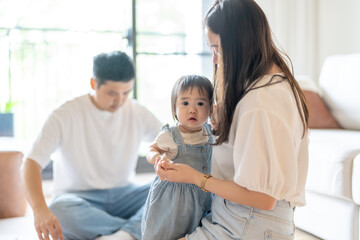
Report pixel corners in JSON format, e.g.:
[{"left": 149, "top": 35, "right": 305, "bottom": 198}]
[{"left": 205, "top": 0, "right": 309, "bottom": 145}]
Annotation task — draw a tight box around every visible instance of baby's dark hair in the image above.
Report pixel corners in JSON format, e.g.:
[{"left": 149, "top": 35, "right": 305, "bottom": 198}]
[
  {"left": 171, "top": 75, "right": 214, "bottom": 121},
  {"left": 93, "top": 51, "right": 135, "bottom": 87}
]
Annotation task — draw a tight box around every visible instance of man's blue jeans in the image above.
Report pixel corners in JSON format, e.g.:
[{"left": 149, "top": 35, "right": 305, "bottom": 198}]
[{"left": 49, "top": 183, "right": 150, "bottom": 240}]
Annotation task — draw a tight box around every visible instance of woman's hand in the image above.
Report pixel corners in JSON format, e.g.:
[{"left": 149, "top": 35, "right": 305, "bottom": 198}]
[{"left": 154, "top": 160, "right": 203, "bottom": 185}]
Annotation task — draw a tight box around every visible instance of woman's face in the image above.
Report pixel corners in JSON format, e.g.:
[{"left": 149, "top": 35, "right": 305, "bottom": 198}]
[
  {"left": 205, "top": 26, "right": 221, "bottom": 65},
  {"left": 205, "top": 26, "right": 224, "bottom": 99}
]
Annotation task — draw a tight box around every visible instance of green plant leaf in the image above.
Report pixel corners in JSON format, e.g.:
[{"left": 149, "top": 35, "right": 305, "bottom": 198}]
[{"left": 4, "top": 101, "right": 18, "bottom": 113}]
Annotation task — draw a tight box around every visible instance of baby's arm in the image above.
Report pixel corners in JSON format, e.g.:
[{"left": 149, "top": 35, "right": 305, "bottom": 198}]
[{"left": 146, "top": 142, "right": 171, "bottom": 165}]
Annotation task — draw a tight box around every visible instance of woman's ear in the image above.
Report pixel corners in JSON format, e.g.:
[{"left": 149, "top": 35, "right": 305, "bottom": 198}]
[
  {"left": 90, "top": 78, "right": 96, "bottom": 90},
  {"left": 210, "top": 104, "right": 217, "bottom": 116},
  {"left": 210, "top": 104, "right": 219, "bottom": 131}
]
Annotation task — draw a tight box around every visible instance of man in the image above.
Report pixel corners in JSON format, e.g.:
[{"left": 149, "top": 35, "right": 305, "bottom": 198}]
[{"left": 22, "top": 51, "right": 162, "bottom": 240}]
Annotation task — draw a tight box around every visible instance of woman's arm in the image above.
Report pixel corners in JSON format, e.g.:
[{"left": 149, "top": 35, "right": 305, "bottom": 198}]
[
  {"left": 198, "top": 172, "right": 276, "bottom": 210},
  {"left": 156, "top": 162, "right": 276, "bottom": 210}
]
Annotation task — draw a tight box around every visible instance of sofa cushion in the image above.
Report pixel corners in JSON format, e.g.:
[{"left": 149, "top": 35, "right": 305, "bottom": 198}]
[
  {"left": 306, "top": 129, "right": 360, "bottom": 202},
  {"left": 319, "top": 53, "right": 360, "bottom": 130}
]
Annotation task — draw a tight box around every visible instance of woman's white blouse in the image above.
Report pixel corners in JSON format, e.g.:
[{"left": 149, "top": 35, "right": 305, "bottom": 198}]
[{"left": 212, "top": 74, "right": 309, "bottom": 207}]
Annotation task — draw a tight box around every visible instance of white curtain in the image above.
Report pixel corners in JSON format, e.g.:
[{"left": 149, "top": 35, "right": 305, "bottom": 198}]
[
  {"left": 203, "top": 0, "right": 360, "bottom": 85},
  {"left": 255, "top": 0, "right": 319, "bottom": 83},
  {"left": 202, "top": 0, "right": 319, "bottom": 83}
]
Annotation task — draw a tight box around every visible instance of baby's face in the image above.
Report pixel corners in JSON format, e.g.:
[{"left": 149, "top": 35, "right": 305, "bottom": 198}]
[{"left": 175, "top": 88, "right": 211, "bottom": 133}]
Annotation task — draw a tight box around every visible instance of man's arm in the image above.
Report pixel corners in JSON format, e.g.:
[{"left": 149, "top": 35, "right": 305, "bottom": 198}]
[
  {"left": 21, "top": 158, "right": 64, "bottom": 240},
  {"left": 22, "top": 159, "right": 47, "bottom": 211}
]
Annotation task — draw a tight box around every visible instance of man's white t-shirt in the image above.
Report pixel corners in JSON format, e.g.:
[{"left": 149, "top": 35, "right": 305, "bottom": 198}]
[
  {"left": 212, "top": 74, "right": 309, "bottom": 207},
  {"left": 27, "top": 94, "right": 162, "bottom": 196}
]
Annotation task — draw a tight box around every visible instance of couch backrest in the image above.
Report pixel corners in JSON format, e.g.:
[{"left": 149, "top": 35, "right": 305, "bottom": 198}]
[{"left": 319, "top": 53, "right": 360, "bottom": 130}]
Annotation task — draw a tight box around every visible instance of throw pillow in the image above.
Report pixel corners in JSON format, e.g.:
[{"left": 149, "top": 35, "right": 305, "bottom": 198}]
[{"left": 303, "top": 90, "right": 341, "bottom": 129}]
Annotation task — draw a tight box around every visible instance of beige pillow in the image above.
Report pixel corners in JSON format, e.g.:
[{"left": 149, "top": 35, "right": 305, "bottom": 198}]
[{"left": 303, "top": 90, "right": 341, "bottom": 129}]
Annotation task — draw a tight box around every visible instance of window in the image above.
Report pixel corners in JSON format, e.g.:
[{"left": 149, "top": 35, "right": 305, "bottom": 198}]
[
  {"left": 0, "top": 0, "right": 213, "bottom": 146},
  {"left": 135, "top": 0, "right": 212, "bottom": 124}
]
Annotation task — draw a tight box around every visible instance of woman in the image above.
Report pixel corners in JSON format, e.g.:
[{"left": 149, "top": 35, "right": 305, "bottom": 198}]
[{"left": 156, "top": 0, "right": 309, "bottom": 239}]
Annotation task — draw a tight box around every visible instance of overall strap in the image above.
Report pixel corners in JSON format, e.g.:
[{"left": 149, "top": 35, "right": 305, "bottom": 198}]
[
  {"left": 203, "top": 122, "right": 214, "bottom": 144},
  {"left": 168, "top": 125, "right": 184, "bottom": 145}
]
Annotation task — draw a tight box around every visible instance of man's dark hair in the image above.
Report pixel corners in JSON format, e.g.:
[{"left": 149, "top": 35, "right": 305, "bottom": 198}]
[{"left": 93, "top": 51, "right": 135, "bottom": 87}]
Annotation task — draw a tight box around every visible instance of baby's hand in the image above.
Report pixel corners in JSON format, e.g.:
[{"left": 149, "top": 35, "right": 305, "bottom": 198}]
[
  {"left": 160, "top": 157, "right": 174, "bottom": 170},
  {"left": 161, "top": 155, "right": 171, "bottom": 163},
  {"left": 155, "top": 154, "right": 171, "bottom": 163},
  {"left": 154, "top": 154, "right": 173, "bottom": 171}
]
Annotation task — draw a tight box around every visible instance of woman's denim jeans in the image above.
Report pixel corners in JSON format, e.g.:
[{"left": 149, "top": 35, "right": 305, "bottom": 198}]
[{"left": 187, "top": 196, "right": 295, "bottom": 240}]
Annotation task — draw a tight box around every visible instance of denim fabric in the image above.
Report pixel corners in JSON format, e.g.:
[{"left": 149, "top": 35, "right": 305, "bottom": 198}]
[
  {"left": 187, "top": 196, "right": 295, "bottom": 240},
  {"left": 49, "top": 183, "right": 150, "bottom": 240},
  {"left": 141, "top": 124, "right": 213, "bottom": 240}
]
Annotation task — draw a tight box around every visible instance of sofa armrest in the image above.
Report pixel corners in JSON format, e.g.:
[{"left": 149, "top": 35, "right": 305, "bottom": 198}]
[
  {"left": 319, "top": 53, "right": 360, "bottom": 131},
  {"left": 306, "top": 129, "right": 360, "bottom": 202},
  {"left": 352, "top": 153, "right": 360, "bottom": 204}
]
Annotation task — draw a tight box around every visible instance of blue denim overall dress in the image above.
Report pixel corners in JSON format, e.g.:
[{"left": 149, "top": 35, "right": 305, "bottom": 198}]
[{"left": 141, "top": 124, "right": 213, "bottom": 240}]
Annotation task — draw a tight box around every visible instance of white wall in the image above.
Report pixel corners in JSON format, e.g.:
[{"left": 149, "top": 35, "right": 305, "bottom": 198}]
[
  {"left": 318, "top": 0, "right": 360, "bottom": 77},
  {"left": 259, "top": 0, "right": 360, "bottom": 84},
  {"left": 256, "top": 0, "right": 319, "bottom": 83}
]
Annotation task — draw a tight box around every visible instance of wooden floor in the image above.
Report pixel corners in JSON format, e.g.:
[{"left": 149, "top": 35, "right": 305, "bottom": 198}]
[{"left": 295, "top": 228, "right": 322, "bottom": 240}]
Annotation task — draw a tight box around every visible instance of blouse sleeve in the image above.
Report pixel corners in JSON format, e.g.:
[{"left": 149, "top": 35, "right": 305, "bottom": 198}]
[{"left": 232, "top": 108, "right": 298, "bottom": 200}]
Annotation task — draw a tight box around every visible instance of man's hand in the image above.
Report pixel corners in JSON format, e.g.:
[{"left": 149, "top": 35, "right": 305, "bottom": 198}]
[{"left": 33, "top": 206, "right": 64, "bottom": 240}]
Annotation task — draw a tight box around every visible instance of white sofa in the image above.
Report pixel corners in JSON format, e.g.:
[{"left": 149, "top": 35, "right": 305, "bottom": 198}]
[{"left": 295, "top": 53, "right": 360, "bottom": 240}]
